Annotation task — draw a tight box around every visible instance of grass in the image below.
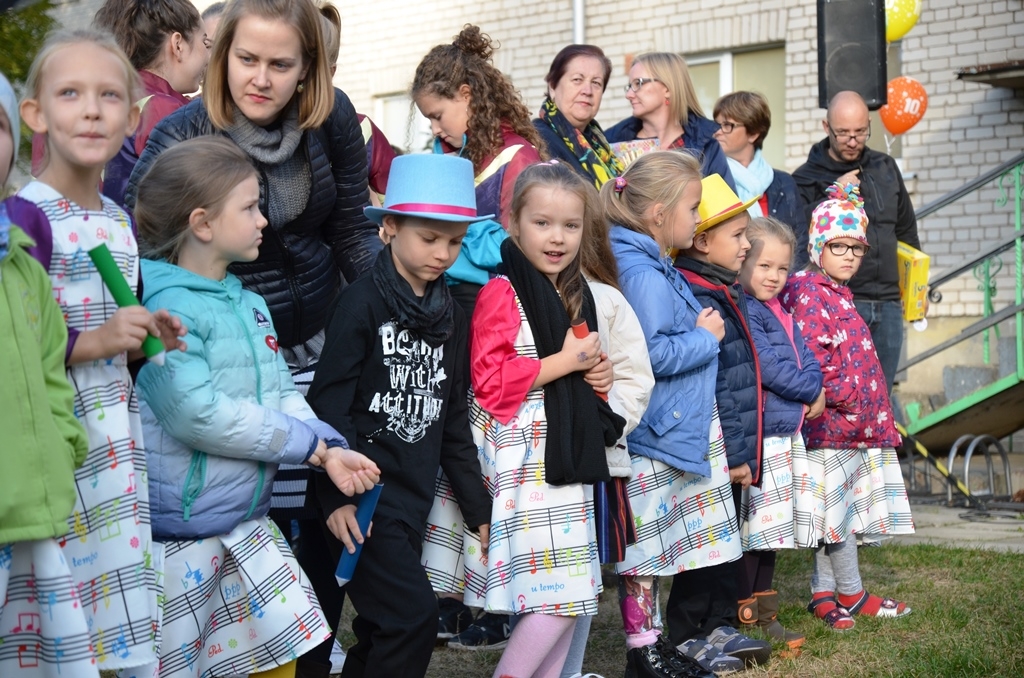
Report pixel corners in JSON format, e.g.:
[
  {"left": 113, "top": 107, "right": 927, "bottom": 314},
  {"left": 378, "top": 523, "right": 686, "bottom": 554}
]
[
  {"left": 99, "top": 544, "right": 1024, "bottom": 677},
  {"left": 417, "top": 545, "right": 1024, "bottom": 678}
]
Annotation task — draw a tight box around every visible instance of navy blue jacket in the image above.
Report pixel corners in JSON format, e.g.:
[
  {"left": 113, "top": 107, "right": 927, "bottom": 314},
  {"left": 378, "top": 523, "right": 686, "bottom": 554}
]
[
  {"left": 605, "top": 113, "right": 736, "bottom": 191},
  {"left": 676, "top": 258, "right": 762, "bottom": 483},
  {"left": 764, "top": 170, "right": 809, "bottom": 271},
  {"left": 745, "top": 295, "right": 823, "bottom": 437}
]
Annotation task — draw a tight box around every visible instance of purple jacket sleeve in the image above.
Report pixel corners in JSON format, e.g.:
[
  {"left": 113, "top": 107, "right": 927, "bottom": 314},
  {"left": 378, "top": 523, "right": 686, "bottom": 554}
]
[{"left": 2, "top": 196, "right": 80, "bottom": 362}]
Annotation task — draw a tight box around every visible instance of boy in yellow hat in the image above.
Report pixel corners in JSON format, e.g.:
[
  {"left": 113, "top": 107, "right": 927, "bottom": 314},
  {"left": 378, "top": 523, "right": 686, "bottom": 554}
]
[{"left": 670, "top": 174, "right": 777, "bottom": 668}]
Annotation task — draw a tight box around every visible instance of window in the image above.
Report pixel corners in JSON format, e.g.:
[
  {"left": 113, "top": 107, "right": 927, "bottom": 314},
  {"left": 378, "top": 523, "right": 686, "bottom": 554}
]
[
  {"left": 373, "top": 93, "right": 433, "bottom": 154},
  {"left": 687, "top": 47, "right": 787, "bottom": 167}
]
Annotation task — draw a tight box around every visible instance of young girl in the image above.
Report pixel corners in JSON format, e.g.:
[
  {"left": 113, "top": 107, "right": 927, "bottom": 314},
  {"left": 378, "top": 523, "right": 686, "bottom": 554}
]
[
  {"left": 93, "top": 0, "right": 210, "bottom": 206},
  {"left": 736, "top": 216, "right": 825, "bottom": 650},
  {"left": 780, "top": 184, "right": 914, "bottom": 630},
  {"left": 0, "top": 69, "right": 93, "bottom": 678},
  {"left": 4, "top": 29, "right": 186, "bottom": 674},
  {"left": 462, "top": 161, "right": 624, "bottom": 678},
  {"left": 411, "top": 23, "right": 544, "bottom": 317},
  {"left": 132, "top": 136, "right": 380, "bottom": 678},
  {"left": 605, "top": 152, "right": 742, "bottom": 678}
]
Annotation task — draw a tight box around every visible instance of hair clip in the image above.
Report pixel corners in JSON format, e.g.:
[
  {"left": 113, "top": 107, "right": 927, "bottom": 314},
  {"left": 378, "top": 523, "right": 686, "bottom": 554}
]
[
  {"left": 614, "top": 176, "right": 627, "bottom": 193},
  {"left": 539, "top": 159, "right": 561, "bottom": 166}
]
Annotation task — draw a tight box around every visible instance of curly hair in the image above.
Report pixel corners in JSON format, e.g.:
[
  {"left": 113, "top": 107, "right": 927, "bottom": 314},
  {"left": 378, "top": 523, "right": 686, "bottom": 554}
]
[{"left": 412, "top": 25, "right": 544, "bottom": 172}]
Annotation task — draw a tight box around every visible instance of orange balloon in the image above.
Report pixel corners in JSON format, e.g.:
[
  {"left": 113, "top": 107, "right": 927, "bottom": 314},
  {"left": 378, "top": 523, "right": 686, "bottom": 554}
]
[{"left": 879, "top": 76, "right": 928, "bottom": 136}]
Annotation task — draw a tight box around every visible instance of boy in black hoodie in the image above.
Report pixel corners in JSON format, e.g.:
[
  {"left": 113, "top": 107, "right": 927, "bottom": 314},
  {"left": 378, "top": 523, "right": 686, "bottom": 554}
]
[
  {"left": 670, "top": 174, "right": 772, "bottom": 671},
  {"left": 309, "top": 154, "right": 491, "bottom": 678}
]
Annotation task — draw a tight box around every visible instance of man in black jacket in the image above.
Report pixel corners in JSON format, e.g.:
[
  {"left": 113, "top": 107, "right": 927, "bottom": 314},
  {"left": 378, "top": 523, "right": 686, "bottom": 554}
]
[{"left": 793, "top": 91, "right": 921, "bottom": 393}]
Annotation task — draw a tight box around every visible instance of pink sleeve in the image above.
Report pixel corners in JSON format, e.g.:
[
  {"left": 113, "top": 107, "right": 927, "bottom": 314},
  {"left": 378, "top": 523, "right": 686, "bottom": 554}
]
[
  {"left": 498, "top": 145, "right": 543, "bottom": 229},
  {"left": 470, "top": 279, "right": 541, "bottom": 424}
]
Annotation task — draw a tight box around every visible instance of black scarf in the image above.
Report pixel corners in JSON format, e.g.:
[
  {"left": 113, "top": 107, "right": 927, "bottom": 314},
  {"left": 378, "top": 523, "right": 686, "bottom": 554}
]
[
  {"left": 371, "top": 245, "right": 455, "bottom": 348},
  {"left": 499, "top": 239, "right": 622, "bottom": 486}
]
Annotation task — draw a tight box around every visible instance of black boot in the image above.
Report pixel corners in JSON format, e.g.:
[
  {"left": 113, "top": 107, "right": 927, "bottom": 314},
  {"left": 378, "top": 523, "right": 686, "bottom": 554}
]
[{"left": 624, "top": 638, "right": 715, "bottom": 678}]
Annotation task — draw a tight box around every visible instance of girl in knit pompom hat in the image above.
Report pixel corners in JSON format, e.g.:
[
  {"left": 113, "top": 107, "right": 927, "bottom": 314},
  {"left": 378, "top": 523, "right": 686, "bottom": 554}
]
[{"left": 779, "top": 182, "right": 915, "bottom": 630}]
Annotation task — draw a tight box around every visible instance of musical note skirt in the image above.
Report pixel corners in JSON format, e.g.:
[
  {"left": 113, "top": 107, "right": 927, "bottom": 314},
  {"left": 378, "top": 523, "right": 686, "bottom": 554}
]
[
  {"left": 0, "top": 540, "right": 99, "bottom": 678},
  {"left": 146, "top": 517, "right": 330, "bottom": 678},
  {"left": 421, "top": 468, "right": 470, "bottom": 594},
  {"left": 17, "top": 181, "right": 161, "bottom": 671},
  {"left": 792, "top": 446, "right": 915, "bottom": 545},
  {"left": 739, "top": 434, "right": 805, "bottom": 551},
  {"left": 460, "top": 288, "right": 602, "bottom": 617},
  {"left": 615, "top": 406, "right": 742, "bottom": 577}
]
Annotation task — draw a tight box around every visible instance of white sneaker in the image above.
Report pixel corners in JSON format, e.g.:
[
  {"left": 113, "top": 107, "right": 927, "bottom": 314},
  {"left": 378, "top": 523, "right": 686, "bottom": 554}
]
[{"left": 329, "top": 639, "right": 346, "bottom": 674}]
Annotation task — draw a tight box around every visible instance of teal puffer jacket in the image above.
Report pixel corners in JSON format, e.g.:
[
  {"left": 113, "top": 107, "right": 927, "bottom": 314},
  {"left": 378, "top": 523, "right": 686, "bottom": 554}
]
[{"left": 137, "top": 260, "right": 345, "bottom": 539}]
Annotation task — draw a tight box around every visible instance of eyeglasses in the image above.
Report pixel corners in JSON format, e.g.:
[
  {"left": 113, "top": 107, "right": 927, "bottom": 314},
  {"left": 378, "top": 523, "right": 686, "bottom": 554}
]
[
  {"left": 716, "top": 120, "right": 745, "bottom": 134},
  {"left": 624, "top": 77, "right": 662, "bottom": 94},
  {"left": 827, "top": 123, "right": 871, "bottom": 144},
  {"left": 827, "top": 242, "right": 869, "bottom": 257}
]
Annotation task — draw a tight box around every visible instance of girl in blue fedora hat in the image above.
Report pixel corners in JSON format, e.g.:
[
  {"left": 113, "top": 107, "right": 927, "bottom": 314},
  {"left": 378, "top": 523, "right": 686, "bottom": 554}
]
[{"left": 309, "top": 153, "right": 494, "bottom": 678}]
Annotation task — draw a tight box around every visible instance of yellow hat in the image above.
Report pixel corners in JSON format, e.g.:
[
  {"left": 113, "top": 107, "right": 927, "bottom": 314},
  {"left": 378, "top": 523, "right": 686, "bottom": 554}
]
[{"left": 696, "top": 174, "right": 759, "bottom": 234}]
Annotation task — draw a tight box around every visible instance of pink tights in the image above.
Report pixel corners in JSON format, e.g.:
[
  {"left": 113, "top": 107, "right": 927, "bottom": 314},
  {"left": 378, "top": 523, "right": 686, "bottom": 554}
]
[{"left": 493, "top": 613, "right": 577, "bottom": 678}]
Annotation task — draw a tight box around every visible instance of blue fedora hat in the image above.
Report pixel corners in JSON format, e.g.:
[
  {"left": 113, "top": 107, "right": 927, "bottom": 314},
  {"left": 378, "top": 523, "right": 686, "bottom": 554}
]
[{"left": 364, "top": 154, "right": 495, "bottom": 226}]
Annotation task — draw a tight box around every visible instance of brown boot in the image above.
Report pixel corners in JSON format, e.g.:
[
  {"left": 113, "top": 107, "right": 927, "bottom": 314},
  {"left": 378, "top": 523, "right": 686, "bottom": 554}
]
[
  {"left": 738, "top": 596, "right": 758, "bottom": 629},
  {"left": 755, "top": 590, "right": 805, "bottom": 652}
]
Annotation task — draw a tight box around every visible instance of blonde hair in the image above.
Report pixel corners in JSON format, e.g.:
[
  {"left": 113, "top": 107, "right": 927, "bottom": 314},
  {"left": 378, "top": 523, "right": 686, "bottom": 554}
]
[
  {"left": 600, "top": 151, "right": 702, "bottom": 240},
  {"left": 24, "top": 28, "right": 141, "bottom": 103},
  {"left": 745, "top": 216, "right": 796, "bottom": 265},
  {"left": 135, "top": 137, "right": 257, "bottom": 263},
  {"left": 24, "top": 29, "right": 141, "bottom": 173},
  {"left": 633, "top": 52, "right": 704, "bottom": 124},
  {"left": 203, "top": 0, "right": 333, "bottom": 130},
  {"left": 318, "top": 3, "right": 340, "bottom": 68},
  {"left": 509, "top": 162, "right": 601, "bottom": 319}
]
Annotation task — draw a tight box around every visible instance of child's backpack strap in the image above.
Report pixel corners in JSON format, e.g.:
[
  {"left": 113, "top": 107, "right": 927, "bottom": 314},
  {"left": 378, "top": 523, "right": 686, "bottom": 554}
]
[{"left": 2, "top": 195, "right": 54, "bottom": 273}]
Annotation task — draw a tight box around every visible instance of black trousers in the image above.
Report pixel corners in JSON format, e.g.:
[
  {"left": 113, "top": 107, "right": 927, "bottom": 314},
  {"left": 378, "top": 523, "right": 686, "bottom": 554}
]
[
  {"left": 325, "top": 514, "right": 438, "bottom": 678},
  {"left": 666, "top": 559, "right": 740, "bottom": 644}
]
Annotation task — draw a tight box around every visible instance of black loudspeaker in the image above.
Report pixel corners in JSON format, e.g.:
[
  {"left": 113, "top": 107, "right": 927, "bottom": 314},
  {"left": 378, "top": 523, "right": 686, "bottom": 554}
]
[{"left": 817, "top": 0, "right": 888, "bottom": 110}]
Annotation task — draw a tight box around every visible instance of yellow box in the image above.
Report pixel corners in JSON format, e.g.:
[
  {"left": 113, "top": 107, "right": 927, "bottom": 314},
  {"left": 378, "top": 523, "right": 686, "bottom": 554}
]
[{"left": 897, "top": 242, "right": 930, "bottom": 322}]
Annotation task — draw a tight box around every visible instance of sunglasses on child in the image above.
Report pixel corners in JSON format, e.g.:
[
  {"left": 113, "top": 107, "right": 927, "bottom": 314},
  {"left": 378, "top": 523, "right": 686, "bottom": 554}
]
[{"left": 827, "top": 242, "right": 869, "bottom": 257}]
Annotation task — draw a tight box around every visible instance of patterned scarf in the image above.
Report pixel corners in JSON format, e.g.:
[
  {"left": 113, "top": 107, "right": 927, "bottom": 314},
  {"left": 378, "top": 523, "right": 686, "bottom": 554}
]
[{"left": 539, "top": 97, "right": 624, "bottom": 189}]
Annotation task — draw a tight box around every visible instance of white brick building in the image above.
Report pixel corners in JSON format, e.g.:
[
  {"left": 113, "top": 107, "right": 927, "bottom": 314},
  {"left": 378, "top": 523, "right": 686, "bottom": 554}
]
[{"left": 53, "top": 0, "right": 1024, "bottom": 316}]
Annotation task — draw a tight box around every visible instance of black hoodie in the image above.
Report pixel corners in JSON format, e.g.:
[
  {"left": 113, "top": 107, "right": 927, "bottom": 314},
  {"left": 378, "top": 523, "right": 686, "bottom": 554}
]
[{"left": 792, "top": 138, "right": 920, "bottom": 301}]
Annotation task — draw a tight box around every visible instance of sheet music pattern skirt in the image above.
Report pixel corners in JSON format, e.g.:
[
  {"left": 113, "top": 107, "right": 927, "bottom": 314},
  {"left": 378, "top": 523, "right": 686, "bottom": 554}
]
[
  {"left": 615, "top": 404, "right": 742, "bottom": 577},
  {"left": 134, "top": 518, "right": 329, "bottom": 678},
  {"left": 740, "top": 434, "right": 807, "bottom": 550},
  {"left": 421, "top": 468, "right": 469, "bottom": 594},
  {"left": 792, "top": 446, "right": 915, "bottom": 544},
  {"left": 461, "top": 290, "right": 601, "bottom": 617},
  {"left": 0, "top": 540, "right": 100, "bottom": 678},
  {"left": 16, "top": 181, "right": 161, "bottom": 670}
]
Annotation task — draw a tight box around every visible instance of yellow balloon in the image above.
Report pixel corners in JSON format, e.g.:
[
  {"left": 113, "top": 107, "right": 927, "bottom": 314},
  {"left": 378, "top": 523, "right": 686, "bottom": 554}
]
[{"left": 886, "top": 0, "right": 923, "bottom": 43}]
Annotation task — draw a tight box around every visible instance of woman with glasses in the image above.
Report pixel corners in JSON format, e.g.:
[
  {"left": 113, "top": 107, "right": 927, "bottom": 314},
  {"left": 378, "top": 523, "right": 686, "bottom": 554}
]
[
  {"left": 532, "top": 44, "right": 624, "bottom": 188},
  {"left": 713, "top": 91, "right": 809, "bottom": 268},
  {"left": 605, "top": 52, "right": 734, "bottom": 189}
]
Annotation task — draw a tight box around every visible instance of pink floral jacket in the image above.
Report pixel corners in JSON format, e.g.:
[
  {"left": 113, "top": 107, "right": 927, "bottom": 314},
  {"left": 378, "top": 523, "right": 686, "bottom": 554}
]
[{"left": 780, "top": 270, "right": 901, "bottom": 449}]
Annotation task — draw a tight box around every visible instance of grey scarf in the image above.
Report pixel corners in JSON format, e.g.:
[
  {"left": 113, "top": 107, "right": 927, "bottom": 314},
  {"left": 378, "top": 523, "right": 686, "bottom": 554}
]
[{"left": 226, "top": 102, "right": 311, "bottom": 228}]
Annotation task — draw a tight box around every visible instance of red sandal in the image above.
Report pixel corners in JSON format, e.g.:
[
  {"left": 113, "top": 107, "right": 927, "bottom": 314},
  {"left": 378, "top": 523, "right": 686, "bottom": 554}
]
[
  {"left": 807, "top": 594, "right": 856, "bottom": 631},
  {"left": 840, "top": 590, "right": 912, "bottom": 618}
]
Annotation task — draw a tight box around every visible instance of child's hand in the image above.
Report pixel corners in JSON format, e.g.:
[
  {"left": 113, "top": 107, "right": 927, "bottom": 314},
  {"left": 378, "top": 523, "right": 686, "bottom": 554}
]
[
  {"left": 561, "top": 327, "right": 601, "bottom": 372},
  {"left": 729, "top": 463, "right": 752, "bottom": 488},
  {"left": 806, "top": 388, "right": 827, "bottom": 420},
  {"left": 327, "top": 505, "right": 371, "bottom": 554},
  {"left": 151, "top": 309, "right": 188, "bottom": 353},
  {"left": 477, "top": 523, "right": 489, "bottom": 565},
  {"left": 307, "top": 439, "right": 330, "bottom": 467},
  {"left": 696, "top": 308, "right": 725, "bottom": 341},
  {"left": 322, "top": 447, "right": 381, "bottom": 496},
  {"left": 583, "top": 353, "right": 613, "bottom": 393}
]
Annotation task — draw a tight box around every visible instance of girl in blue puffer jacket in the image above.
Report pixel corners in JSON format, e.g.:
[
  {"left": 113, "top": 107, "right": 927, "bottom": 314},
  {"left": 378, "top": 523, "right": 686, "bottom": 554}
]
[
  {"left": 133, "top": 137, "right": 380, "bottom": 678},
  {"left": 736, "top": 216, "right": 825, "bottom": 652}
]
